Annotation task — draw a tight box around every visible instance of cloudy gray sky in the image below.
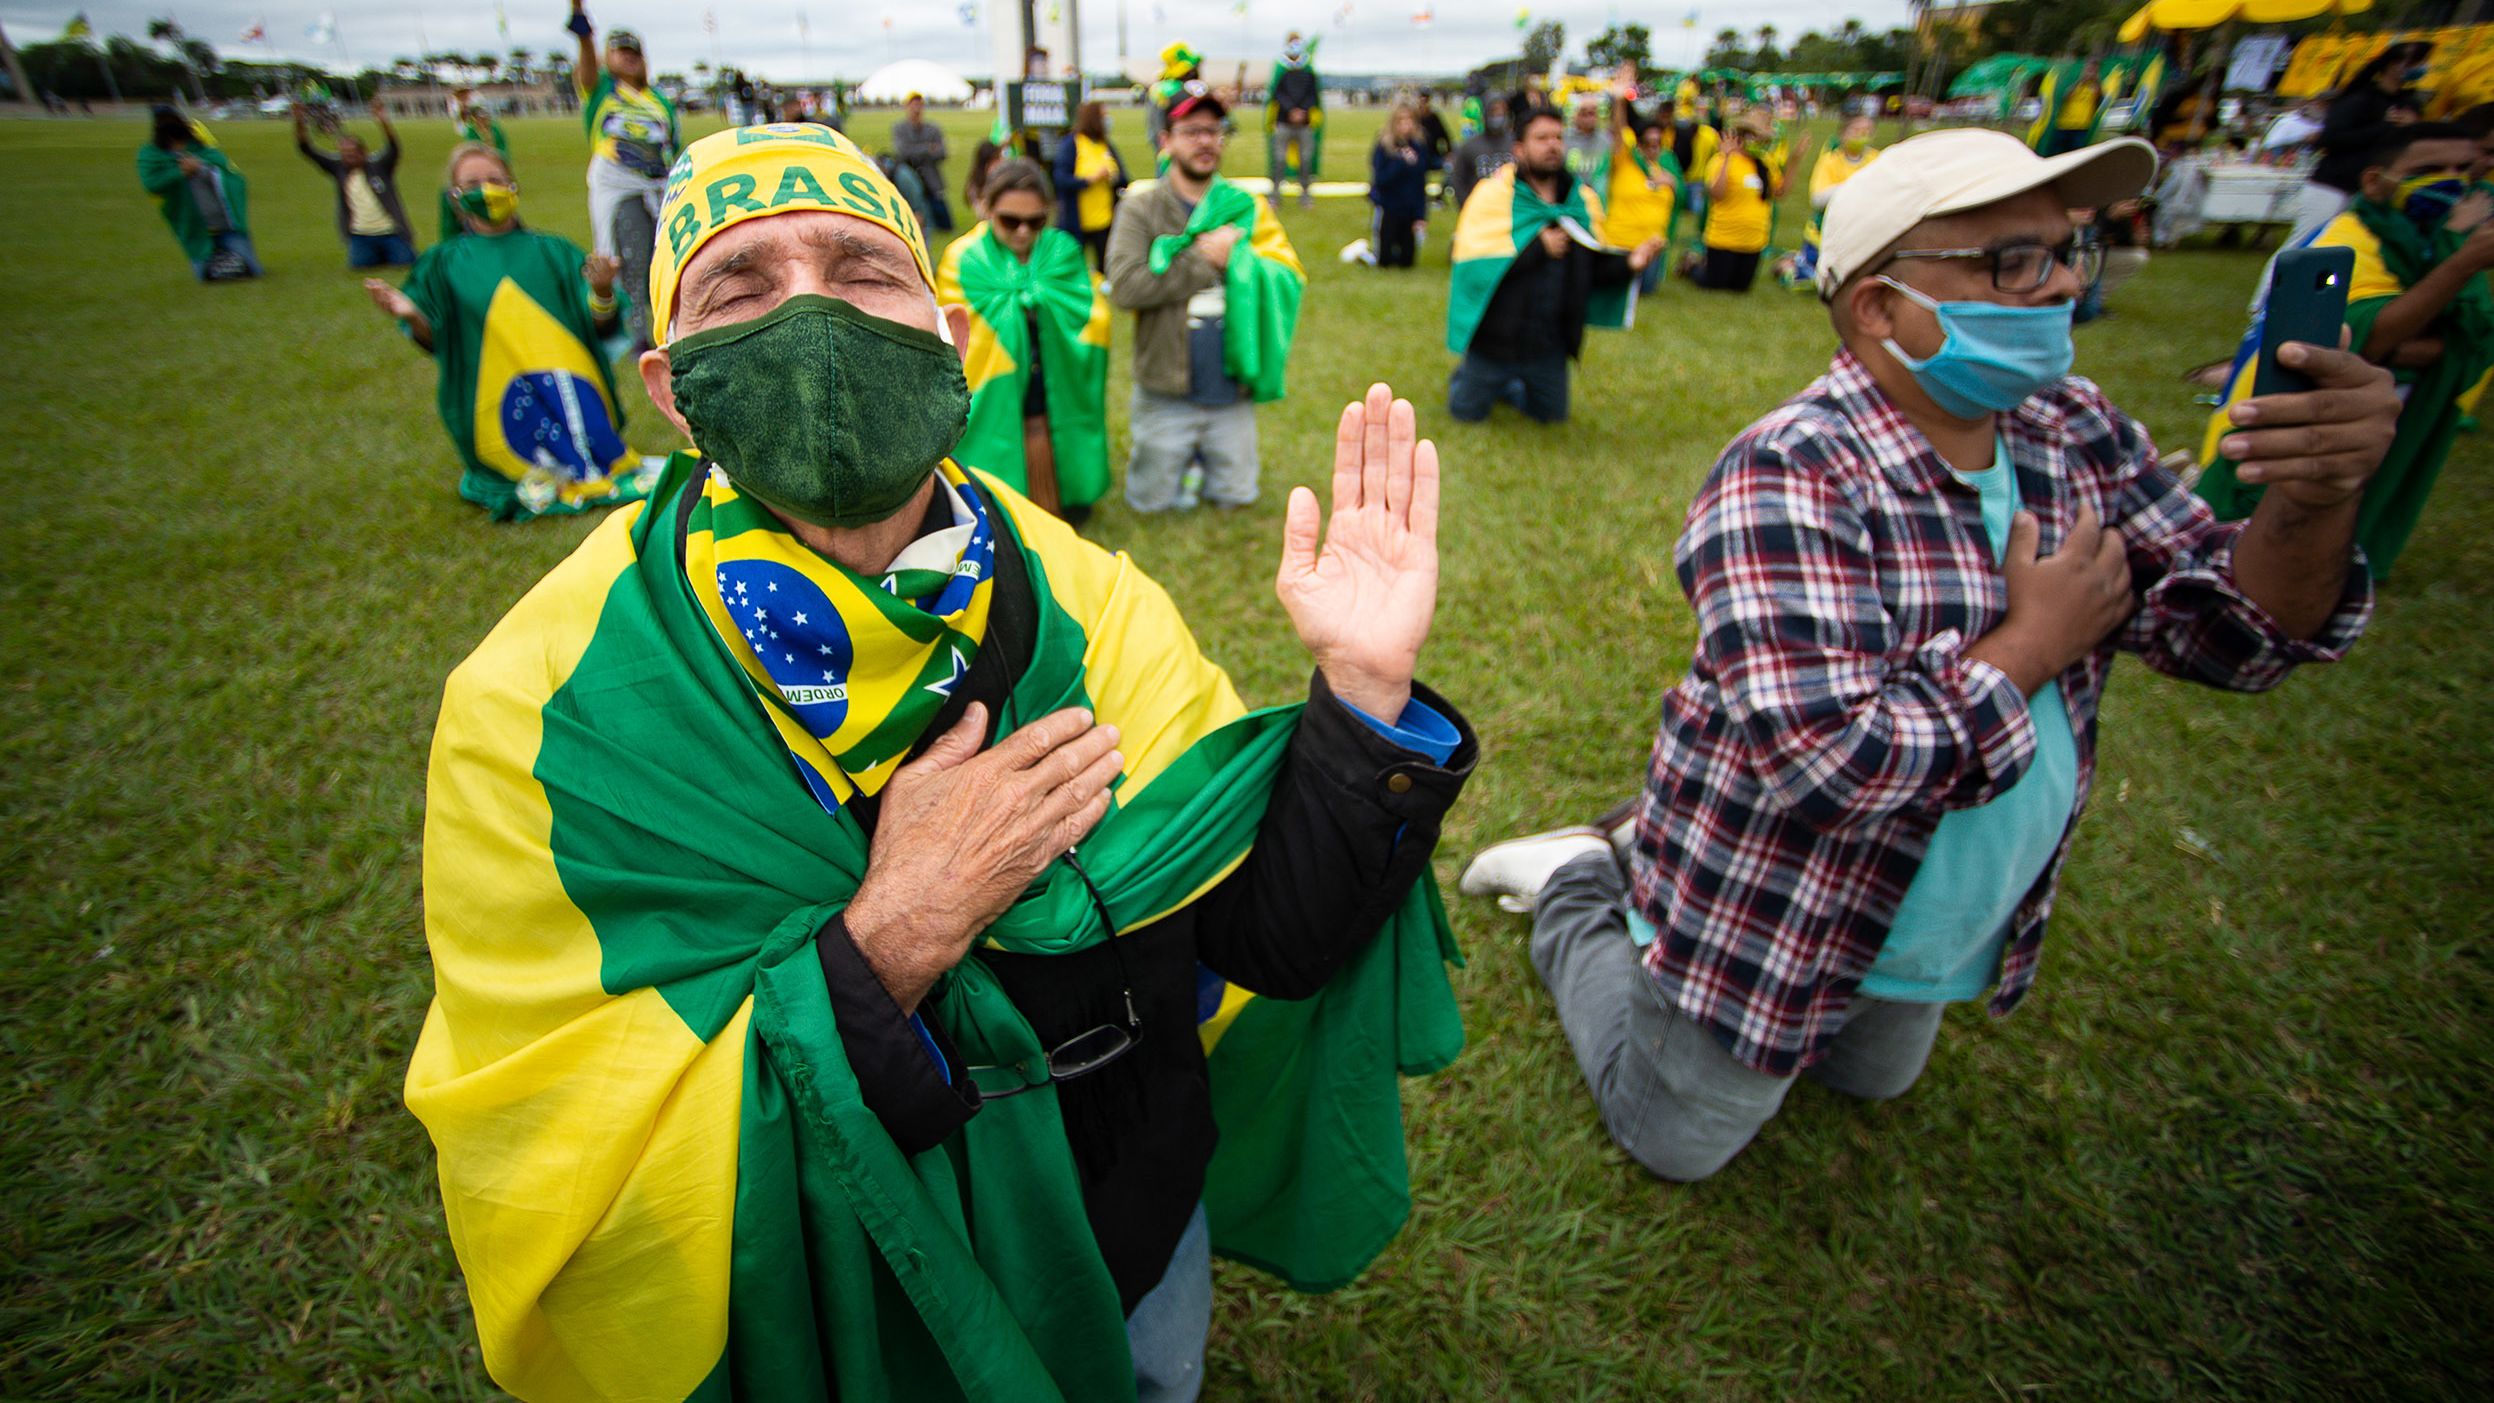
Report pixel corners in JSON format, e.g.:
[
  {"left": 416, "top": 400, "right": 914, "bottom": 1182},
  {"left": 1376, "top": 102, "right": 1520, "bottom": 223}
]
[{"left": 2, "top": 2, "right": 1916, "bottom": 83}]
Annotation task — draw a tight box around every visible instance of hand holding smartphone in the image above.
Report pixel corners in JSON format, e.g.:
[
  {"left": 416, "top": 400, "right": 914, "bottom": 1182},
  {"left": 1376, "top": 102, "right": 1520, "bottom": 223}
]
[{"left": 2252, "top": 246, "right": 2355, "bottom": 397}]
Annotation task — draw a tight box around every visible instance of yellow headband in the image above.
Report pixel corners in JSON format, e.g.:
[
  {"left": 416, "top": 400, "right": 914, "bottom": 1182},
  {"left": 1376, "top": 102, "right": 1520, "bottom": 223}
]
[{"left": 649, "top": 124, "right": 934, "bottom": 347}]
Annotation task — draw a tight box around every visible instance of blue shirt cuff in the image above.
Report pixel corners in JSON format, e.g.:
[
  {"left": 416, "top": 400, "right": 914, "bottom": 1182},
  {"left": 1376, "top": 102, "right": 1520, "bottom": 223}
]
[
  {"left": 908, "top": 1013, "right": 951, "bottom": 1085},
  {"left": 1343, "top": 694, "right": 1460, "bottom": 766}
]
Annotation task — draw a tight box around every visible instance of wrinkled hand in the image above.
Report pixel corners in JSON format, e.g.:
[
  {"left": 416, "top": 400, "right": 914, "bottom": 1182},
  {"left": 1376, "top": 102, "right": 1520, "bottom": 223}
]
[
  {"left": 1277, "top": 383, "right": 1441, "bottom": 722},
  {"left": 845, "top": 705, "right": 1122, "bottom": 1012},
  {"left": 1628, "top": 235, "right": 1665, "bottom": 272},
  {"left": 1196, "top": 223, "right": 1245, "bottom": 271},
  {"left": 1969, "top": 502, "right": 2133, "bottom": 691},
  {"left": 2218, "top": 335, "right": 2399, "bottom": 511},
  {"left": 583, "top": 253, "right": 620, "bottom": 297},
  {"left": 363, "top": 278, "right": 417, "bottom": 320}
]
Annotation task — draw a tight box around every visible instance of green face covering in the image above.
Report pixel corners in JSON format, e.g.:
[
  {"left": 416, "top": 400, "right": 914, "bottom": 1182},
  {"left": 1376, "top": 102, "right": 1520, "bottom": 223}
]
[
  {"left": 667, "top": 293, "right": 970, "bottom": 529},
  {"left": 455, "top": 181, "right": 520, "bottom": 225}
]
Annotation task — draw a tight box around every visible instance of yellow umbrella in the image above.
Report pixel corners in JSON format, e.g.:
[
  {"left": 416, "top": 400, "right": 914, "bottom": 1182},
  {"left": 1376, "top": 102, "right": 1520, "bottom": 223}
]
[{"left": 2118, "top": 0, "right": 2374, "bottom": 45}]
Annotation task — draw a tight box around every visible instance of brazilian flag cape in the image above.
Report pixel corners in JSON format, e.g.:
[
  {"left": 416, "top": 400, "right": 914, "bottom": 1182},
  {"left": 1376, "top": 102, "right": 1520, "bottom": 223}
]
[
  {"left": 935, "top": 222, "right": 1112, "bottom": 509},
  {"left": 2198, "top": 199, "right": 2494, "bottom": 579},
  {"left": 1446, "top": 165, "right": 1627, "bottom": 355},
  {"left": 405, "top": 456, "right": 1464, "bottom": 1402},
  {"left": 136, "top": 139, "right": 249, "bottom": 265},
  {"left": 400, "top": 228, "right": 643, "bottom": 522},
  {"left": 1146, "top": 178, "right": 1305, "bottom": 403}
]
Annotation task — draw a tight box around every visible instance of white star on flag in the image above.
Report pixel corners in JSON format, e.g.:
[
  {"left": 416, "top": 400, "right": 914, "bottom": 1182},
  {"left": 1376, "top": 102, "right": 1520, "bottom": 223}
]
[
  {"left": 924, "top": 645, "right": 970, "bottom": 697},
  {"left": 793, "top": 611, "right": 808, "bottom": 624}
]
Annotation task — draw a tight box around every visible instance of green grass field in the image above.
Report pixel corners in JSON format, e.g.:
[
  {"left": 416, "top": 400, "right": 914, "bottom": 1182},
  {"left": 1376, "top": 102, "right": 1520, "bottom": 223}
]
[{"left": 2, "top": 106, "right": 2489, "bottom": 1399}]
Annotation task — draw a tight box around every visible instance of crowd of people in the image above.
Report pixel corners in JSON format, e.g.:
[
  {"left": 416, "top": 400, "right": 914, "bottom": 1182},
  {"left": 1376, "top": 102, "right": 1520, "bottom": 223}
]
[{"left": 115, "top": 16, "right": 2484, "bottom": 1398}]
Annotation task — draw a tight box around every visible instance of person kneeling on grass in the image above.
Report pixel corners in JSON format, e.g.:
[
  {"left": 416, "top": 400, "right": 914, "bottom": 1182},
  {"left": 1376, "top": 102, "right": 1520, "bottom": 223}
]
[
  {"left": 405, "top": 123, "right": 1474, "bottom": 1403},
  {"left": 936, "top": 158, "right": 1113, "bottom": 523},
  {"left": 364, "top": 143, "right": 652, "bottom": 522},
  {"left": 1461, "top": 129, "right": 2399, "bottom": 1183},
  {"left": 137, "top": 105, "right": 259, "bottom": 282},
  {"left": 1444, "top": 105, "right": 1663, "bottom": 425},
  {"left": 295, "top": 99, "right": 417, "bottom": 269},
  {"left": 1681, "top": 109, "right": 1785, "bottom": 293}
]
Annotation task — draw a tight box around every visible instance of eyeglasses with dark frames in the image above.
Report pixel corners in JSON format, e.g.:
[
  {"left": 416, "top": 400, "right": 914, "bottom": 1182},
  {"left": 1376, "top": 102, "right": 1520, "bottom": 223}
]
[
  {"left": 964, "top": 848, "right": 1142, "bottom": 1100},
  {"left": 1881, "top": 237, "right": 2105, "bottom": 293}
]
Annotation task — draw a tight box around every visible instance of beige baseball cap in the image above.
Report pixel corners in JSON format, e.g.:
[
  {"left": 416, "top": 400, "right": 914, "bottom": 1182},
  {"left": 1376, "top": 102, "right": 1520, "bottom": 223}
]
[{"left": 1817, "top": 128, "right": 2158, "bottom": 300}]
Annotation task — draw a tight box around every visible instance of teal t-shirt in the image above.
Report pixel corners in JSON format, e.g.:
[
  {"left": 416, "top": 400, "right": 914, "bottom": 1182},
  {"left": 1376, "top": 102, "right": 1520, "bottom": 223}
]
[{"left": 1857, "top": 438, "right": 2080, "bottom": 1004}]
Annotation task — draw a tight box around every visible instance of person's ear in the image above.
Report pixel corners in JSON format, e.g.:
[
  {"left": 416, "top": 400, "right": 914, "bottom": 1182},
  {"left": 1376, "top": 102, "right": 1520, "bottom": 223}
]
[
  {"left": 2361, "top": 165, "right": 2395, "bottom": 202},
  {"left": 941, "top": 303, "right": 971, "bottom": 364},
  {"left": 1845, "top": 276, "right": 1897, "bottom": 342},
  {"left": 639, "top": 347, "right": 691, "bottom": 440}
]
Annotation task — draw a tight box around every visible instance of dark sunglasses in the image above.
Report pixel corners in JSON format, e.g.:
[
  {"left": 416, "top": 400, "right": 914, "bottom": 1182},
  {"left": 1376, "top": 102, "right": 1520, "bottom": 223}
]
[
  {"left": 965, "top": 848, "right": 1142, "bottom": 1100},
  {"left": 991, "top": 212, "right": 1049, "bottom": 234}
]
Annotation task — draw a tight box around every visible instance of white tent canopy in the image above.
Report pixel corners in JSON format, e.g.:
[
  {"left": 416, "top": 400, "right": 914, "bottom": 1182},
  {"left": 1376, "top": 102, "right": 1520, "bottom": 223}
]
[{"left": 853, "top": 60, "right": 974, "bottom": 105}]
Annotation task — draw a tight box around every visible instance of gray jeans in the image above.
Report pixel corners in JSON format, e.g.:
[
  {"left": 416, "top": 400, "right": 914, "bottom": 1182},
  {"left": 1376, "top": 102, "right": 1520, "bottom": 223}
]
[
  {"left": 1127, "top": 387, "right": 1259, "bottom": 512},
  {"left": 1529, "top": 853, "right": 1946, "bottom": 1182},
  {"left": 1271, "top": 122, "right": 1316, "bottom": 193}
]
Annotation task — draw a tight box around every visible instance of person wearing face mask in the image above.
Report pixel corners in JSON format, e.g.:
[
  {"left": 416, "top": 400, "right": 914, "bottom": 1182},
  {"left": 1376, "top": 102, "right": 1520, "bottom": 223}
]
[
  {"left": 364, "top": 143, "right": 647, "bottom": 521},
  {"left": 406, "top": 123, "right": 1476, "bottom": 1403},
  {"left": 1447, "top": 95, "right": 1517, "bottom": 213},
  {"left": 2200, "top": 123, "right": 2494, "bottom": 581},
  {"left": 1459, "top": 128, "right": 2398, "bottom": 1184},
  {"left": 569, "top": 2, "right": 680, "bottom": 355},
  {"left": 1681, "top": 108, "right": 1788, "bottom": 292},
  {"left": 936, "top": 159, "right": 1112, "bottom": 521}
]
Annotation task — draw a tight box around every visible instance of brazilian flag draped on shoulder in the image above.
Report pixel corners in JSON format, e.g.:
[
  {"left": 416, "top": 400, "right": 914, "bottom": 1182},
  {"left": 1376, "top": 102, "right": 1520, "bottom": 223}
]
[
  {"left": 1145, "top": 178, "right": 1305, "bottom": 402},
  {"left": 405, "top": 450, "right": 1463, "bottom": 1402},
  {"left": 400, "top": 228, "right": 647, "bottom": 521},
  {"left": 1447, "top": 164, "right": 1629, "bottom": 354},
  {"left": 1266, "top": 37, "right": 1324, "bottom": 182},
  {"left": 935, "top": 221, "right": 1112, "bottom": 508},
  {"left": 2198, "top": 198, "right": 2494, "bottom": 578}
]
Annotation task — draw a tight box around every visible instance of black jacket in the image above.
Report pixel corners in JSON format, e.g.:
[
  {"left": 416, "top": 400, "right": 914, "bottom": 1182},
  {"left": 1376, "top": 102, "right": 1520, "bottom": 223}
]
[
  {"left": 297, "top": 133, "right": 412, "bottom": 243},
  {"left": 815, "top": 515, "right": 1476, "bottom": 1312},
  {"left": 1470, "top": 172, "right": 1636, "bottom": 363},
  {"left": 1272, "top": 65, "right": 1322, "bottom": 122}
]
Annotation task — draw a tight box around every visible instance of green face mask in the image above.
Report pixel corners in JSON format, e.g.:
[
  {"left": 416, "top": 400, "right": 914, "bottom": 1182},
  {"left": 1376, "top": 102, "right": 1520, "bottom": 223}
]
[
  {"left": 455, "top": 181, "right": 520, "bottom": 225},
  {"left": 667, "top": 293, "right": 969, "bottom": 529}
]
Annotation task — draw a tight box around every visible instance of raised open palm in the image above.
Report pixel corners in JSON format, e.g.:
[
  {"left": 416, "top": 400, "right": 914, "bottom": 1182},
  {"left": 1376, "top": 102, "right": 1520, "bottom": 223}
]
[{"left": 1276, "top": 383, "right": 1441, "bottom": 722}]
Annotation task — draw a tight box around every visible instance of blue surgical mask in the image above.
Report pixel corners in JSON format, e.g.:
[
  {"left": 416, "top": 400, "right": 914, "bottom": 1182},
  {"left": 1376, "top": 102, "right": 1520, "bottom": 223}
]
[{"left": 1876, "top": 276, "right": 2075, "bottom": 420}]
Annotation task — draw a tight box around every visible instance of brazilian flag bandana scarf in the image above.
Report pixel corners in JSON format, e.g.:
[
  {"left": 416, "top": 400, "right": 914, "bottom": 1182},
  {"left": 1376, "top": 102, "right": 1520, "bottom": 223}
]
[
  {"left": 1446, "top": 163, "right": 1631, "bottom": 354},
  {"left": 685, "top": 457, "right": 997, "bottom": 809},
  {"left": 1145, "top": 177, "right": 1306, "bottom": 403},
  {"left": 406, "top": 454, "right": 1463, "bottom": 1402}
]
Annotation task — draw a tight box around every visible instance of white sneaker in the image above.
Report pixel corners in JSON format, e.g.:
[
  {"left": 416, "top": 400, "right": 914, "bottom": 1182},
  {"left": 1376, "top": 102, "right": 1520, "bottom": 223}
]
[{"left": 1459, "top": 827, "right": 1614, "bottom": 914}]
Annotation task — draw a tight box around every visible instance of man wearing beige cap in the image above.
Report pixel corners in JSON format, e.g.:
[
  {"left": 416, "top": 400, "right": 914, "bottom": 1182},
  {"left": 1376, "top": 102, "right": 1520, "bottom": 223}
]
[{"left": 1461, "top": 128, "right": 2401, "bottom": 1182}]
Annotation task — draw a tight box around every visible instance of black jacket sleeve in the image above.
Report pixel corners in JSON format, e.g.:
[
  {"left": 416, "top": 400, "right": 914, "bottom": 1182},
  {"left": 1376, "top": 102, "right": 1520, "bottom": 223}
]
[
  {"left": 1190, "top": 672, "right": 1477, "bottom": 999},
  {"left": 814, "top": 913, "right": 980, "bottom": 1155}
]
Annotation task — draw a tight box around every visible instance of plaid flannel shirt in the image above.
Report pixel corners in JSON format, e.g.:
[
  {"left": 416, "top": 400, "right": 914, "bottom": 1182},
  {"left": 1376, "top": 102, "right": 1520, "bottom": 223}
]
[{"left": 1630, "top": 349, "right": 2372, "bottom": 1077}]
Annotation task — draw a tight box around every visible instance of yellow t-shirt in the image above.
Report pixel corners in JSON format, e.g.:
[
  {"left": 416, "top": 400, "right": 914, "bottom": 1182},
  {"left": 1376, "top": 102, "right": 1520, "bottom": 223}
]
[
  {"left": 1701, "top": 151, "right": 1771, "bottom": 254},
  {"left": 2057, "top": 83, "right": 2100, "bottom": 131},
  {"left": 1806, "top": 146, "right": 1878, "bottom": 245},
  {"left": 1074, "top": 134, "right": 1118, "bottom": 232},
  {"left": 1605, "top": 133, "right": 1678, "bottom": 246},
  {"left": 343, "top": 169, "right": 395, "bottom": 235}
]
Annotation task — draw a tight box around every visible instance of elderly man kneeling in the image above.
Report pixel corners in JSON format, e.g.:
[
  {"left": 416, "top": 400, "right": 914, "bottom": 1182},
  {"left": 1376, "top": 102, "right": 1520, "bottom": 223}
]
[{"left": 405, "top": 126, "right": 1476, "bottom": 1403}]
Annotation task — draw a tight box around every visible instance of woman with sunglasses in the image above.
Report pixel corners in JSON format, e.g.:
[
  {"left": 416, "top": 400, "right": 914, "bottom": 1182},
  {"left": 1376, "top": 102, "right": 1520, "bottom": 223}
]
[{"left": 936, "top": 159, "right": 1114, "bottom": 521}]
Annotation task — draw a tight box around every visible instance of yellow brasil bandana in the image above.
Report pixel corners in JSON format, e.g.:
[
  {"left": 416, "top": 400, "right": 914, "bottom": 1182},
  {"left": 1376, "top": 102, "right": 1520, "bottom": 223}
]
[{"left": 650, "top": 124, "right": 935, "bottom": 346}]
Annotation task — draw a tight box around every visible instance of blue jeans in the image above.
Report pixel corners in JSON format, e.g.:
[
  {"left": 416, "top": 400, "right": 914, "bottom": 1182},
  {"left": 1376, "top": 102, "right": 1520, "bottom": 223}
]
[
  {"left": 1637, "top": 258, "right": 1665, "bottom": 297},
  {"left": 348, "top": 231, "right": 416, "bottom": 267},
  {"left": 1447, "top": 351, "right": 1570, "bottom": 424},
  {"left": 1126, "top": 1202, "right": 1210, "bottom": 1403},
  {"left": 190, "top": 231, "right": 262, "bottom": 280}
]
